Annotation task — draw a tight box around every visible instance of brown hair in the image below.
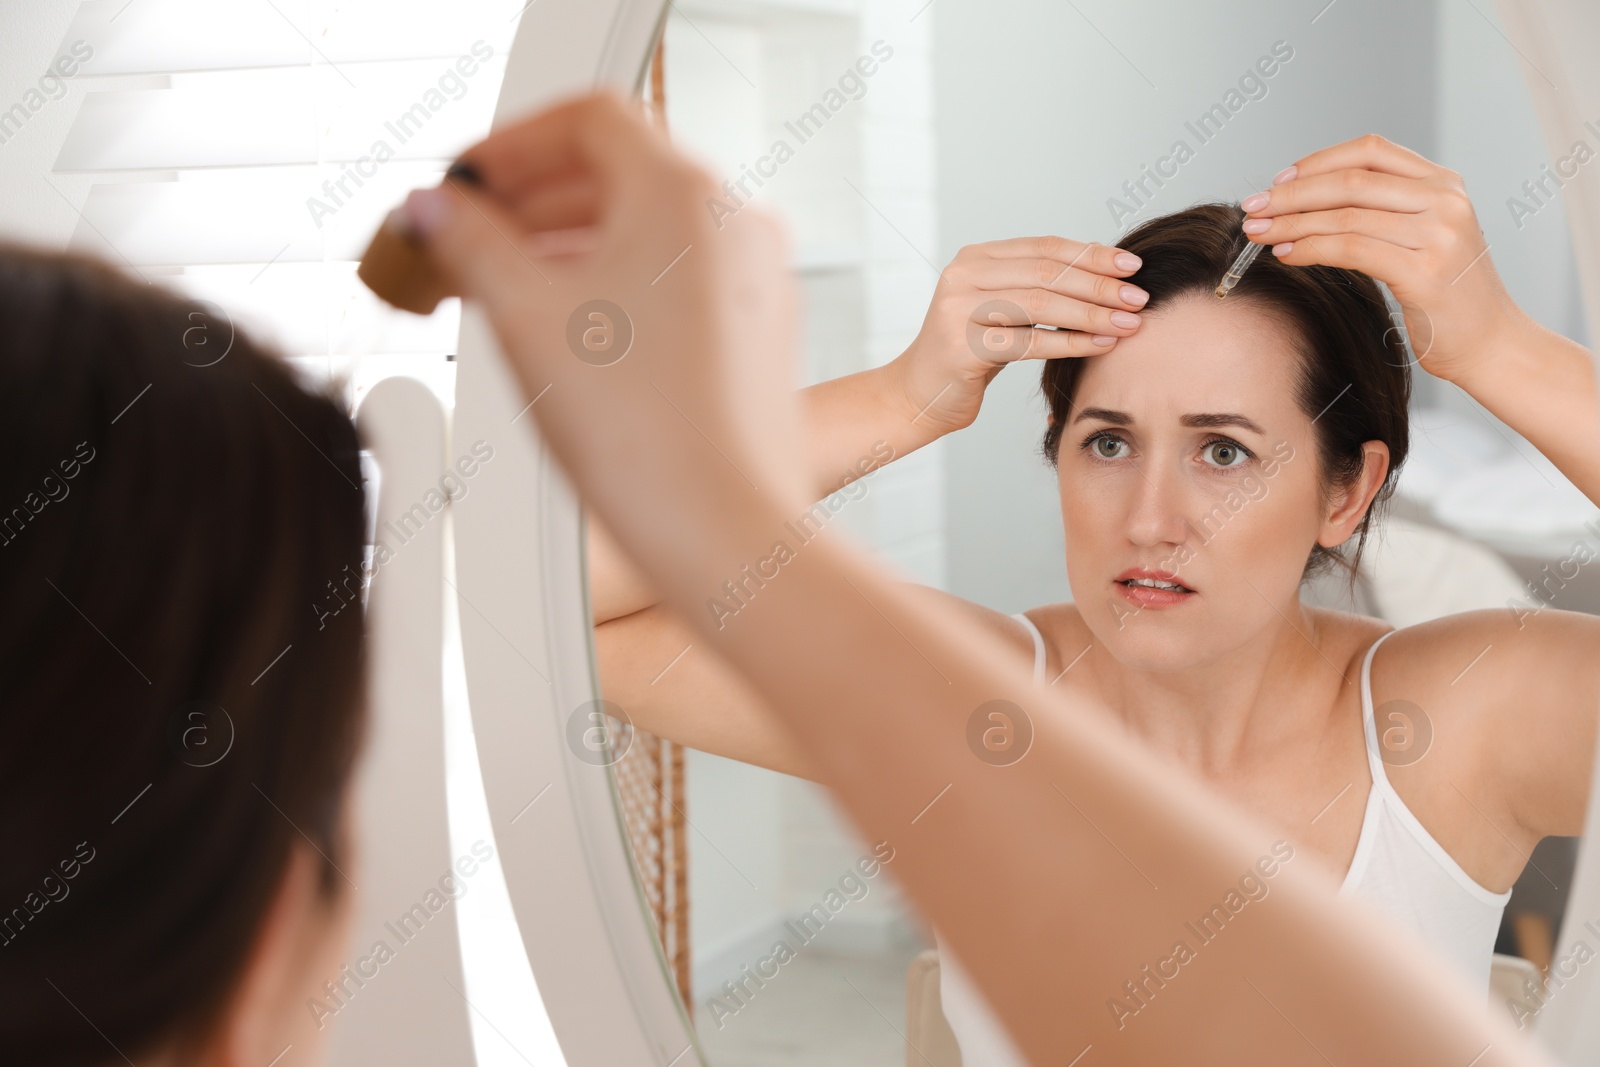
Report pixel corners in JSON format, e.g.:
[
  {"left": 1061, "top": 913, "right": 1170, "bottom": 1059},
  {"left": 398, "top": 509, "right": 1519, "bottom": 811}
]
[
  {"left": 0, "top": 243, "right": 368, "bottom": 1064},
  {"left": 1040, "top": 202, "right": 1411, "bottom": 582}
]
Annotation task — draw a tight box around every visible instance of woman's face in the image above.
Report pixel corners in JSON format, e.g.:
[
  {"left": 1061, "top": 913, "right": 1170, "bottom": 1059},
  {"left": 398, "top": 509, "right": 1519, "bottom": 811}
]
[{"left": 1056, "top": 291, "right": 1356, "bottom": 672}]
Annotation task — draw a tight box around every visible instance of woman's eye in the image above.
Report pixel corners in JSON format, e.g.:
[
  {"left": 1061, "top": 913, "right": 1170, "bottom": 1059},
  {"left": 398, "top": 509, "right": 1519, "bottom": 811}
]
[
  {"left": 1203, "top": 440, "right": 1250, "bottom": 468},
  {"left": 1091, "top": 434, "right": 1126, "bottom": 459}
]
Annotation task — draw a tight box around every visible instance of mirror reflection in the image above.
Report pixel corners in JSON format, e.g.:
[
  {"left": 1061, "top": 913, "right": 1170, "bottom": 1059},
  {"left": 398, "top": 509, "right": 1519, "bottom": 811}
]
[{"left": 589, "top": 1, "right": 1597, "bottom": 1062}]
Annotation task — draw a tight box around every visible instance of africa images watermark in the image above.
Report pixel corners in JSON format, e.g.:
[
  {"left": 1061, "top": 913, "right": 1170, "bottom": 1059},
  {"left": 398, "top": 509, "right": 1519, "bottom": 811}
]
[
  {"left": 0, "top": 841, "right": 97, "bottom": 949},
  {"left": 1107, "top": 39, "right": 1296, "bottom": 227},
  {"left": 306, "top": 839, "right": 496, "bottom": 1029},
  {"left": 1, "top": 441, "right": 97, "bottom": 549},
  {"left": 566, "top": 698, "right": 634, "bottom": 767},
  {"left": 0, "top": 39, "right": 94, "bottom": 148},
  {"left": 1107, "top": 840, "right": 1296, "bottom": 1029},
  {"left": 1505, "top": 123, "right": 1600, "bottom": 231},
  {"left": 966, "top": 698, "right": 1034, "bottom": 767},
  {"left": 1503, "top": 514, "right": 1600, "bottom": 629},
  {"left": 705, "top": 441, "right": 896, "bottom": 630},
  {"left": 1505, "top": 912, "right": 1600, "bottom": 1029},
  {"left": 305, "top": 40, "right": 496, "bottom": 227},
  {"left": 703, "top": 840, "right": 898, "bottom": 1030},
  {"left": 705, "top": 40, "right": 895, "bottom": 229}
]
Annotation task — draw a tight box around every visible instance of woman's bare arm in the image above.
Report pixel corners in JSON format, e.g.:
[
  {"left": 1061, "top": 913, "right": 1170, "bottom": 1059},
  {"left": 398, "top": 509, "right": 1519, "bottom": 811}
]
[
  {"left": 1386, "top": 606, "right": 1600, "bottom": 852},
  {"left": 1451, "top": 316, "right": 1600, "bottom": 507},
  {"left": 596, "top": 584, "right": 1035, "bottom": 782},
  {"left": 594, "top": 602, "right": 820, "bottom": 779},
  {"left": 586, "top": 368, "right": 919, "bottom": 624}
]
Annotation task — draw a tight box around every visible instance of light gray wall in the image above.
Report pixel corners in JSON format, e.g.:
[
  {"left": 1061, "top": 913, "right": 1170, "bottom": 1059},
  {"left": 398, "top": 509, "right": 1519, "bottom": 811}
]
[
  {"left": 933, "top": 0, "right": 1441, "bottom": 611},
  {"left": 1436, "top": 0, "right": 1587, "bottom": 345}
]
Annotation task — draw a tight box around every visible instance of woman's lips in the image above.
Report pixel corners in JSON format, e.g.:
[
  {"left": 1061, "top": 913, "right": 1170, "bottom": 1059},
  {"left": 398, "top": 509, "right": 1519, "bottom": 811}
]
[{"left": 1114, "top": 579, "right": 1197, "bottom": 609}]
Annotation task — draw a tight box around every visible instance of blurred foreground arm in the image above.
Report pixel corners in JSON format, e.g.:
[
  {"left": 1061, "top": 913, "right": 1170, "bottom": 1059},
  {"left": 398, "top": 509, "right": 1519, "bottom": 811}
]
[{"left": 399, "top": 93, "right": 1555, "bottom": 1067}]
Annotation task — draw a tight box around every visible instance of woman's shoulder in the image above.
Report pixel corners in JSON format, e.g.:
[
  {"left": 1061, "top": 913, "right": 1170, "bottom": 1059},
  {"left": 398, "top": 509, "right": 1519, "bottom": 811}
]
[
  {"left": 1302, "top": 605, "right": 1395, "bottom": 679},
  {"left": 1321, "top": 604, "right": 1599, "bottom": 777},
  {"left": 1014, "top": 602, "right": 1095, "bottom": 682},
  {"left": 1334, "top": 606, "right": 1600, "bottom": 878},
  {"left": 896, "top": 582, "right": 1042, "bottom": 665},
  {"left": 1360, "top": 603, "right": 1600, "bottom": 709},
  {"left": 1020, "top": 601, "right": 1088, "bottom": 641}
]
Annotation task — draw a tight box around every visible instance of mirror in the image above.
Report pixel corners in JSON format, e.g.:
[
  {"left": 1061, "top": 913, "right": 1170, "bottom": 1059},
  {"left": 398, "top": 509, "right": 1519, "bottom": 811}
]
[{"left": 579, "top": 0, "right": 1600, "bottom": 1063}]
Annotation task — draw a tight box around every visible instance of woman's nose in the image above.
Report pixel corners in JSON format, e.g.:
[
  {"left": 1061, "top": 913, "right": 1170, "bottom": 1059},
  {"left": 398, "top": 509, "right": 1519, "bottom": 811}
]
[{"left": 1121, "top": 458, "right": 1194, "bottom": 549}]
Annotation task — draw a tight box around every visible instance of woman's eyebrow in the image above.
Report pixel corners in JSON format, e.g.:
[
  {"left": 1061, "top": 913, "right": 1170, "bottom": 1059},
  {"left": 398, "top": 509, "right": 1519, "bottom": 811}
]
[{"left": 1072, "top": 407, "right": 1266, "bottom": 436}]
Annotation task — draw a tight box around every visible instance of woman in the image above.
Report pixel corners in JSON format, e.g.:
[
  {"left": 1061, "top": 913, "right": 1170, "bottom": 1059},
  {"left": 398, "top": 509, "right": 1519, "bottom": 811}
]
[
  {"left": 584, "top": 135, "right": 1600, "bottom": 1055},
  {"left": 1, "top": 98, "right": 1563, "bottom": 1067},
  {"left": 0, "top": 244, "right": 368, "bottom": 1065}
]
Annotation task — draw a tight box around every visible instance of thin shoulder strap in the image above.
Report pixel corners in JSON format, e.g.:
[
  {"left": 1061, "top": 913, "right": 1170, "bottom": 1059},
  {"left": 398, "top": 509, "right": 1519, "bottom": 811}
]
[
  {"left": 1011, "top": 611, "right": 1046, "bottom": 685},
  {"left": 1359, "top": 629, "right": 1400, "bottom": 785}
]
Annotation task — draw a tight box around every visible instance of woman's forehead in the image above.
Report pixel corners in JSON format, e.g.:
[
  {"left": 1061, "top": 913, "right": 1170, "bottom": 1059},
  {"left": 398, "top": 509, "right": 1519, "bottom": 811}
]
[{"left": 1074, "top": 291, "right": 1303, "bottom": 422}]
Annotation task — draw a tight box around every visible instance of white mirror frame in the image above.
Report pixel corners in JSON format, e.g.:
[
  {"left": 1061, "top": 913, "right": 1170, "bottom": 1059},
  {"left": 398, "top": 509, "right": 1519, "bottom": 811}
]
[
  {"left": 451, "top": 2, "right": 702, "bottom": 1065},
  {"left": 334, "top": 377, "right": 467, "bottom": 1064}
]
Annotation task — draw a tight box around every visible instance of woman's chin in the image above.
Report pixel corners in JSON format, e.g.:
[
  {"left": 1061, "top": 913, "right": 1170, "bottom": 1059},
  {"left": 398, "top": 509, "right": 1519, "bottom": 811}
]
[{"left": 1086, "top": 602, "right": 1220, "bottom": 672}]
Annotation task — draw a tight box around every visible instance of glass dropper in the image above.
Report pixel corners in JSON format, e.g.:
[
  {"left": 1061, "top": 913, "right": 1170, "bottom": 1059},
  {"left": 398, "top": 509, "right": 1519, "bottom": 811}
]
[{"left": 1215, "top": 238, "right": 1266, "bottom": 299}]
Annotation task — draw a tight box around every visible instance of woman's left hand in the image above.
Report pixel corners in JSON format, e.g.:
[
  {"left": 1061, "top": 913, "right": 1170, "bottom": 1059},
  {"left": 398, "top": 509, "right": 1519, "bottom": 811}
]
[{"left": 1240, "top": 133, "right": 1525, "bottom": 386}]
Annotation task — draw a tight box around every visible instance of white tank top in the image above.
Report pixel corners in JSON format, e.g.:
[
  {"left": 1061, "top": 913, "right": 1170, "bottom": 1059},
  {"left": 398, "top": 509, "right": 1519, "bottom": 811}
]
[{"left": 935, "top": 617, "right": 1512, "bottom": 1066}]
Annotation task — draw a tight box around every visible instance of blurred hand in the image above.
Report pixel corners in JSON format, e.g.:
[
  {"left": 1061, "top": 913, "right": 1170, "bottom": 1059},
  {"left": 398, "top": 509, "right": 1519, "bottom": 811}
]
[
  {"left": 886, "top": 236, "right": 1149, "bottom": 438},
  {"left": 401, "top": 92, "right": 810, "bottom": 543},
  {"left": 1241, "top": 133, "right": 1525, "bottom": 385}
]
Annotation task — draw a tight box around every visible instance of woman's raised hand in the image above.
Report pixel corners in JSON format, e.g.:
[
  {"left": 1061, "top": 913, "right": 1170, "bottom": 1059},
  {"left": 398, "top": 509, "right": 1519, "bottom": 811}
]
[
  {"left": 1239, "top": 133, "right": 1524, "bottom": 385},
  {"left": 400, "top": 93, "right": 812, "bottom": 560},
  {"left": 884, "top": 237, "right": 1149, "bottom": 438}
]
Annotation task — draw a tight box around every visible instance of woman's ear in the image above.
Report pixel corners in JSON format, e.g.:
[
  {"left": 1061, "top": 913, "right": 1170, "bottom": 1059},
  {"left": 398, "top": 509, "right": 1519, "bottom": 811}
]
[{"left": 1317, "top": 440, "right": 1391, "bottom": 549}]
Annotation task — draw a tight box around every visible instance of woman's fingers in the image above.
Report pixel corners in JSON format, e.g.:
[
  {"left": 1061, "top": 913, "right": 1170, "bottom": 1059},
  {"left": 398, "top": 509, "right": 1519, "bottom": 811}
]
[
  {"left": 967, "top": 235, "right": 1143, "bottom": 277},
  {"left": 967, "top": 287, "right": 1142, "bottom": 348},
  {"left": 450, "top": 92, "right": 672, "bottom": 230},
  {"left": 1242, "top": 167, "right": 1433, "bottom": 220},
  {"left": 950, "top": 256, "right": 1148, "bottom": 311},
  {"left": 1267, "top": 229, "right": 1424, "bottom": 280},
  {"left": 1279, "top": 132, "right": 1439, "bottom": 182},
  {"left": 973, "top": 324, "right": 1123, "bottom": 362},
  {"left": 401, "top": 177, "right": 553, "bottom": 333},
  {"left": 935, "top": 237, "right": 1150, "bottom": 361},
  {"left": 1242, "top": 134, "right": 1482, "bottom": 287},
  {"left": 1242, "top": 205, "right": 1436, "bottom": 251},
  {"left": 495, "top": 172, "right": 602, "bottom": 232}
]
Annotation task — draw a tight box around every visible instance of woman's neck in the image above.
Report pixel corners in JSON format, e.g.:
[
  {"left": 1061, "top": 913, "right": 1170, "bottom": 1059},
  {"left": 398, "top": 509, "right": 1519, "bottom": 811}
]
[{"left": 1085, "top": 602, "right": 1347, "bottom": 777}]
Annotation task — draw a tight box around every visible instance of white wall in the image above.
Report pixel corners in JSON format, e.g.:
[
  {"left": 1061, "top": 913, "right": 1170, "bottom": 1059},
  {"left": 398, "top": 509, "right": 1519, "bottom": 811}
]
[{"left": 0, "top": 0, "right": 93, "bottom": 247}]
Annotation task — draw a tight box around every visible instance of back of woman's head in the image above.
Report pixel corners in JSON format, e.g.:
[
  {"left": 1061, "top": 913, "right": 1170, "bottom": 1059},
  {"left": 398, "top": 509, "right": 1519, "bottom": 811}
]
[
  {"left": 1040, "top": 201, "right": 1412, "bottom": 581},
  {"left": 0, "top": 243, "right": 368, "bottom": 1064}
]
